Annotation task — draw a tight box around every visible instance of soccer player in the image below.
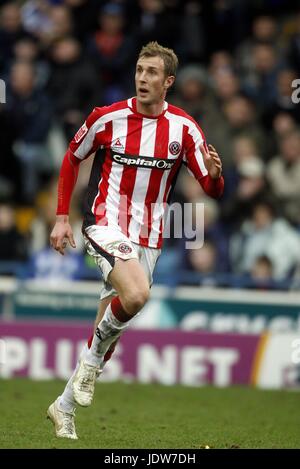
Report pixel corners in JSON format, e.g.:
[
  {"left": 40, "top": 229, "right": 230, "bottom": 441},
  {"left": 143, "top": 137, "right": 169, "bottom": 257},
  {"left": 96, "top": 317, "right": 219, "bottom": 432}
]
[{"left": 47, "top": 41, "right": 224, "bottom": 439}]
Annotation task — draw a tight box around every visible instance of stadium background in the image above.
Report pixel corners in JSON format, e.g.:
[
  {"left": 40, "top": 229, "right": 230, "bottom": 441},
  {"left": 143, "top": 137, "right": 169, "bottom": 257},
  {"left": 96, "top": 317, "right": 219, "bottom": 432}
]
[{"left": 1, "top": 0, "right": 300, "bottom": 449}]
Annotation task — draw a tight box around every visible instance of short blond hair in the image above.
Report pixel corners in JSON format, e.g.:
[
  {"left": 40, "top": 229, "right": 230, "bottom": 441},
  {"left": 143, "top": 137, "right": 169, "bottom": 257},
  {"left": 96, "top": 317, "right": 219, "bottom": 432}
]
[{"left": 138, "top": 41, "right": 178, "bottom": 77}]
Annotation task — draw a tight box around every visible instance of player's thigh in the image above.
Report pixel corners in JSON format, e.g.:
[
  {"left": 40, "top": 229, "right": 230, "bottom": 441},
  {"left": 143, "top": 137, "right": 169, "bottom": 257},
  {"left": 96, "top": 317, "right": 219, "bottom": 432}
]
[{"left": 108, "top": 258, "right": 150, "bottom": 301}]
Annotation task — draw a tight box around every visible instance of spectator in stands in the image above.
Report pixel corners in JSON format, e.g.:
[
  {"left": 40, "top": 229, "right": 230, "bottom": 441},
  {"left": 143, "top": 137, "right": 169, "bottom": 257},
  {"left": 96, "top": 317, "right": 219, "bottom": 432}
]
[
  {"left": 4, "top": 61, "right": 52, "bottom": 204},
  {"left": 287, "top": 11, "right": 300, "bottom": 72},
  {"left": 170, "top": 64, "right": 211, "bottom": 123},
  {"left": 235, "top": 15, "right": 279, "bottom": 77},
  {"left": 200, "top": 69, "right": 241, "bottom": 166},
  {"left": 0, "top": 2, "right": 29, "bottom": 73},
  {"left": 0, "top": 202, "right": 28, "bottom": 264},
  {"left": 87, "top": 2, "right": 135, "bottom": 99},
  {"left": 45, "top": 4, "right": 73, "bottom": 45},
  {"left": 11, "top": 36, "right": 49, "bottom": 89},
  {"left": 63, "top": 0, "right": 99, "bottom": 42},
  {"left": 21, "top": 0, "right": 53, "bottom": 40},
  {"left": 212, "top": 69, "right": 240, "bottom": 104},
  {"left": 242, "top": 43, "right": 281, "bottom": 109},
  {"left": 263, "top": 69, "right": 300, "bottom": 130},
  {"left": 21, "top": 2, "right": 74, "bottom": 46},
  {"left": 230, "top": 201, "right": 300, "bottom": 280},
  {"left": 176, "top": 1, "right": 205, "bottom": 63},
  {"left": 212, "top": 95, "right": 266, "bottom": 167},
  {"left": 272, "top": 112, "right": 298, "bottom": 141},
  {"left": 267, "top": 112, "right": 298, "bottom": 159},
  {"left": 267, "top": 130, "right": 300, "bottom": 224},
  {"left": 222, "top": 135, "right": 262, "bottom": 201},
  {"left": 208, "top": 50, "right": 235, "bottom": 79},
  {"left": 47, "top": 36, "right": 102, "bottom": 140},
  {"left": 180, "top": 195, "right": 229, "bottom": 273},
  {"left": 134, "top": 0, "right": 177, "bottom": 52},
  {"left": 222, "top": 155, "right": 267, "bottom": 227},
  {"left": 249, "top": 255, "right": 275, "bottom": 289},
  {"left": 188, "top": 241, "right": 217, "bottom": 273}
]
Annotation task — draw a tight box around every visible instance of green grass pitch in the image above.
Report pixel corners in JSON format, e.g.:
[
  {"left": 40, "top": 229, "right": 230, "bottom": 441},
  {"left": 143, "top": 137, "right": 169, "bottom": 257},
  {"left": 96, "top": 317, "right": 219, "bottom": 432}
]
[{"left": 0, "top": 379, "right": 299, "bottom": 448}]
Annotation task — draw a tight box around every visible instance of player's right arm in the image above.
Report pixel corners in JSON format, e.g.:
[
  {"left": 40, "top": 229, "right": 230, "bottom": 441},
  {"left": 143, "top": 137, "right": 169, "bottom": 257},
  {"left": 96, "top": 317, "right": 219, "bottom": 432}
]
[
  {"left": 50, "top": 149, "right": 80, "bottom": 255},
  {"left": 50, "top": 107, "right": 106, "bottom": 255}
]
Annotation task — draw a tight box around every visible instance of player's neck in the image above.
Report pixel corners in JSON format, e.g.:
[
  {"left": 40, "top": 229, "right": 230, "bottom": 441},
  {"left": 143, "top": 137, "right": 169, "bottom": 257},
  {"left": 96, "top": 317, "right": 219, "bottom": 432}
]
[{"left": 136, "top": 99, "right": 165, "bottom": 117}]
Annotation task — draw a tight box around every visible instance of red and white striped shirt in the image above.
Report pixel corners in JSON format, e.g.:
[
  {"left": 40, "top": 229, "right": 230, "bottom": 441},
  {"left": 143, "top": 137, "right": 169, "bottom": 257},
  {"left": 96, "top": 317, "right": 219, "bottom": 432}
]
[{"left": 57, "top": 97, "right": 224, "bottom": 249}]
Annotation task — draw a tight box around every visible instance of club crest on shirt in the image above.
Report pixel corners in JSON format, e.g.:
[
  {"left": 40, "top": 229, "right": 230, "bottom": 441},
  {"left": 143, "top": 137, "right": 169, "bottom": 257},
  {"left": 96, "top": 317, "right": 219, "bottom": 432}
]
[
  {"left": 74, "top": 122, "right": 88, "bottom": 143},
  {"left": 169, "top": 141, "right": 181, "bottom": 155},
  {"left": 118, "top": 243, "right": 132, "bottom": 254}
]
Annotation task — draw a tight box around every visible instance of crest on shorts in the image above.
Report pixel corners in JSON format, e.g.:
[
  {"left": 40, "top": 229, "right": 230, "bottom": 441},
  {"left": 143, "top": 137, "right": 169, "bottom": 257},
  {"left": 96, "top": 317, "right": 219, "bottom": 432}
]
[
  {"left": 169, "top": 141, "right": 181, "bottom": 156},
  {"left": 74, "top": 122, "right": 88, "bottom": 143},
  {"left": 118, "top": 243, "right": 132, "bottom": 254}
]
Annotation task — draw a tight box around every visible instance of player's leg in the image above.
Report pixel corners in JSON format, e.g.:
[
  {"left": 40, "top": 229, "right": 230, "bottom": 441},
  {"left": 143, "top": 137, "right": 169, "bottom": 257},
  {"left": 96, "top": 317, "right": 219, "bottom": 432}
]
[
  {"left": 85, "top": 257, "right": 150, "bottom": 364},
  {"left": 47, "top": 240, "right": 159, "bottom": 437},
  {"left": 56, "top": 296, "right": 113, "bottom": 415},
  {"left": 46, "top": 399, "right": 78, "bottom": 440},
  {"left": 92, "top": 296, "right": 121, "bottom": 372},
  {"left": 48, "top": 295, "right": 115, "bottom": 438},
  {"left": 93, "top": 296, "right": 113, "bottom": 332},
  {"left": 80, "top": 241, "right": 160, "bottom": 380},
  {"left": 73, "top": 257, "right": 150, "bottom": 406},
  {"left": 47, "top": 226, "right": 151, "bottom": 437},
  {"left": 93, "top": 245, "right": 161, "bottom": 372}
]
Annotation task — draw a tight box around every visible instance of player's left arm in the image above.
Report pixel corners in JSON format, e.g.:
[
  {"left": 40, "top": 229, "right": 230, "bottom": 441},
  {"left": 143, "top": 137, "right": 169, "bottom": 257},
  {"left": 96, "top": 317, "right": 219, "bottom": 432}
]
[{"left": 184, "top": 123, "right": 224, "bottom": 198}]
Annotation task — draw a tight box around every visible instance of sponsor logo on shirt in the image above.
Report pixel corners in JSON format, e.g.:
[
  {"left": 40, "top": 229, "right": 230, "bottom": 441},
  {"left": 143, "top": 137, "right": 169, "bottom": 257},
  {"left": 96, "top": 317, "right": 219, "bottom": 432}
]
[
  {"left": 74, "top": 122, "right": 88, "bottom": 143},
  {"left": 111, "top": 138, "right": 124, "bottom": 151},
  {"left": 111, "top": 151, "right": 176, "bottom": 170}
]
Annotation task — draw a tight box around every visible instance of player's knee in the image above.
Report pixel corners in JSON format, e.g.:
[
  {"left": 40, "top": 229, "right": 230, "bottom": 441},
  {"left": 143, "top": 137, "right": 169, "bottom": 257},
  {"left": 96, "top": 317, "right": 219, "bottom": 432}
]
[{"left": 122, "top": 287, "right": 149, "bottom": 315}]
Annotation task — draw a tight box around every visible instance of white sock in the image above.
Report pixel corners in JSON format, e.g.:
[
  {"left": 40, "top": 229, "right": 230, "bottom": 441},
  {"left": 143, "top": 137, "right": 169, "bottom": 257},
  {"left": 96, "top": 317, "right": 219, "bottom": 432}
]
[
  {"left": 84, "top": 303, "right": 129, "bottom": 367},
  {"left": 58, "top": 344, "right": 88, "bottom": 414},
  {"left": 99, "top": 342, "right": 117, "bottom": 372}
]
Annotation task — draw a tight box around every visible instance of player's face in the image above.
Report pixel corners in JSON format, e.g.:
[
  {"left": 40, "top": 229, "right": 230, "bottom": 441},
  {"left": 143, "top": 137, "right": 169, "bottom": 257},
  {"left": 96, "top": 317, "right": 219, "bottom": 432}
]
[{"left": 135, "top": 56, "right": 174, "bottom": 106}]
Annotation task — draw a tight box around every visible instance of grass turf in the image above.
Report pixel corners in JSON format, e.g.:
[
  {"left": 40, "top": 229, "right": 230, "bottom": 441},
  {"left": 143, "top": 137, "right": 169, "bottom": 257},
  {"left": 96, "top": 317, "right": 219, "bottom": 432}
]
[{"left": 0, "top": 378, "right": 299, "bottom": 449}]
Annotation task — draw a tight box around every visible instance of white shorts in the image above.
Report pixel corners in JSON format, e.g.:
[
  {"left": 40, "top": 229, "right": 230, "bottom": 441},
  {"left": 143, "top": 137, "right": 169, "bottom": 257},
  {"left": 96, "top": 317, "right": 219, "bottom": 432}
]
[{"left": 83, "top": 225, "right": 161, "bottom": 300}]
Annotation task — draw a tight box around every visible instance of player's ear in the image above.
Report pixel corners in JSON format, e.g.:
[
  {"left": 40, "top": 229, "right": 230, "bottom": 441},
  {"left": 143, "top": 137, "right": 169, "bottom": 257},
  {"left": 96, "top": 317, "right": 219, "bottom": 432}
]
[{"left": 164, "top": 75, "right": 175, "bottom": 90}]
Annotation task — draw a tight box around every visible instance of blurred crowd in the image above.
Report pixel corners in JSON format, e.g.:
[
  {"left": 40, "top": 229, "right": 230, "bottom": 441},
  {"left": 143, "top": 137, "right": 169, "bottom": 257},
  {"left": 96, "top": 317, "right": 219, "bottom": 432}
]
[{"left": 1, "top": 0, "right": 300, "bottom": 289}]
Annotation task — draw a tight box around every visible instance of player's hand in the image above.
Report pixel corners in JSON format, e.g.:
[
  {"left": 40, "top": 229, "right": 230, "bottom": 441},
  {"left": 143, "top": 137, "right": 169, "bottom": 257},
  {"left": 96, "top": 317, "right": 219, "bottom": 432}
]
[
  {"left": 200, "top": 143, "right": 222, "bottom": 179},
  {"left": 50, "top": 215, "right": 76, "bottom": 256}
]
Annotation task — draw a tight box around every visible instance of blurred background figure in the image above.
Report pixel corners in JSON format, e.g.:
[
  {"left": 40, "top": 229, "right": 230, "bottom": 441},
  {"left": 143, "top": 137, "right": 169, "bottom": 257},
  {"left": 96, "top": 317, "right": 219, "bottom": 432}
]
[
  {"left": 249, "top": 255, "right": 274, "bottom": 289},
  {"left": 47, "top": 36, "right": 101, "bottom": 140},
  {"left": 0, "top": 202, "right": 28, "bottom": 272},
  {"left": 0, "top": 1, "right": 29, "bottom": 73},
  {"left": 230, "top": 201, "right": 300, "bottom": 280},
  {"left": 171, "top": 64, "right": 209, "bottom": 122},
  {"left": 266, "top": 130, "right": 300, "bottom": 225},
  {"left": 87, "top": 2, "right": 135, "bottom": 100},
  {"left": 2, "top": 61, "right": 52, "bottom": 204}
]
